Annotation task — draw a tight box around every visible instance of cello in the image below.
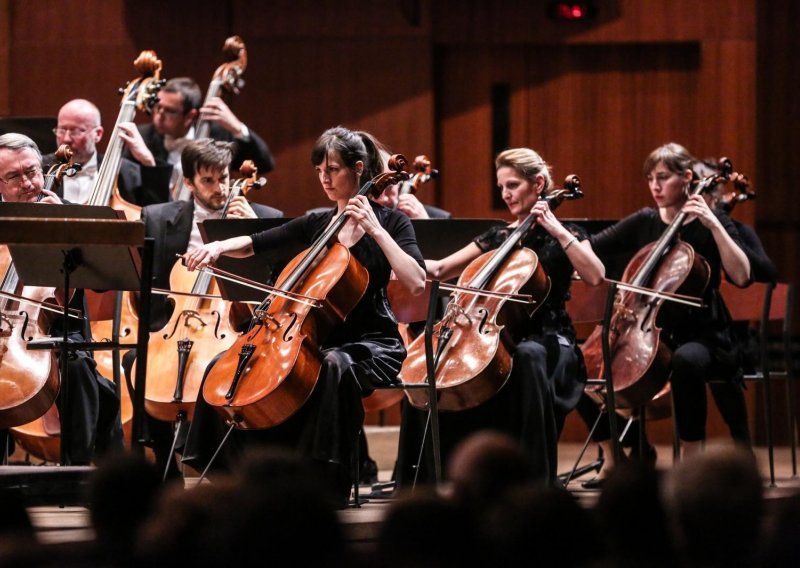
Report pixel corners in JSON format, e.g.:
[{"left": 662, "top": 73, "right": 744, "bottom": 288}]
[
  {"left": 581, "top": 159, "right": 739, "bottom": 410},
  {"left": 200, "top": 157, "right": 410, "bottom": 429},
  {"left": 140, "top": 161, "right": 265, "bottom": 423},
  {"left": 195, "top": 36, "right": 247, "bottom": 140},
  {"left": 0, "top": 146, "right": 80, "bottom": 430},
  {"left": 394, "top": 155, "right": 438, "bottom": 206},
  {"left": 6, "top": 147, "right": 84, "bottom": 460},
  {"left": 399, "top": 176, "right": 583, "bottom": 411}
]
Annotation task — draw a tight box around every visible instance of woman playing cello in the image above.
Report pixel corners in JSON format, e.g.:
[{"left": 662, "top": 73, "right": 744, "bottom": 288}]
[
  {"left": 576, "top": 142, "right": 751, "bottom": 485},
  {"left": 182, "top": 126, "right": 426, "bottom": 505},
  {"left": 396, "top": 147, "right": 605, "bottom": 485}
]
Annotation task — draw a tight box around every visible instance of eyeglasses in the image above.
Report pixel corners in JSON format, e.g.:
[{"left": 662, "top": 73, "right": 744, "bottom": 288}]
[
  {"left": 52, "top": 126, "right": 94, "bottom": 138},
  {"left": 153, "top": 103, "right": 185, "bottom": 117},
  {"left": 0, "top": 166, "right": 42, "bottom": 187}
]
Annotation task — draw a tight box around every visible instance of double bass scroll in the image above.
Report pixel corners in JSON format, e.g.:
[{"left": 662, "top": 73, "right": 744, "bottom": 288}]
[{"left": 195, "top": 36, "right": 248, "bottom": 140}]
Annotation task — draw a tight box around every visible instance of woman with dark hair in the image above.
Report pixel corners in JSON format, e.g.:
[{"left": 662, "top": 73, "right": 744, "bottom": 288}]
[
  {"left": 576, "top": 143, "right": 751, "bottom": 486},
  {"left": 182, "top": 126, "right": 426, "bottom": 505}
]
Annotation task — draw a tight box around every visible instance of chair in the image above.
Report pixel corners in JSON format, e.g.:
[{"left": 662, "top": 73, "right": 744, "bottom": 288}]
[
  {"left": 350, "top": 280, "right": 443, "bottom": 507},
  {"left": 720, "top": 280, "right": 796, "bottom": 486},
  {"left": 560, "top": 278, "right": 633, "bottom": 486}
]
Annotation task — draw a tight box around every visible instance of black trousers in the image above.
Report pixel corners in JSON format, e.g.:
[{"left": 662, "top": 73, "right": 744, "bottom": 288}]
[
  {"left": 57, "top": 335, "right": 124, "bottom": 464},
  {"left": 575, "top": 340, "right": 749, "bottom": 444}
]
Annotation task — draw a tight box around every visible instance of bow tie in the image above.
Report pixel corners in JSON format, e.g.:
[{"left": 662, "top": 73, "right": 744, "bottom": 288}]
[
  {"left": 163, "top": 136, "right": 190, "bottom": 153},
  {"left": 75, "top": 164, "right": 97, "bottom": 177}
]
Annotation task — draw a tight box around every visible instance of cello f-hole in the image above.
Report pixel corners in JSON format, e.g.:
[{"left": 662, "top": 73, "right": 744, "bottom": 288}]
[
  {"left": 477, "top": 308, "right": 490, "bottom": 334},
  {"left": 18, "top": 311, "right": 33, "bottom": 341},
  {"left": 283, "top": 312, "right": 298, "bottom": 342},
  {"left": 211, "top": 310, "right": 225, "bottom": 339}
]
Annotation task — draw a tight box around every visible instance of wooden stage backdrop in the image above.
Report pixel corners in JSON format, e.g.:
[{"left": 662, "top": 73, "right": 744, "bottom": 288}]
[{"left": 1, "top": 0, "right": 797, "bottom": 445}]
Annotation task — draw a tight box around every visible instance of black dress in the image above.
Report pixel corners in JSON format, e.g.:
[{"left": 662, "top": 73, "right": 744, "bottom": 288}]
[
  {"left": 583, "top": 207, "right": 746, "bottom": 442},
  {"left": 395, "top": 223, "right": 589, "bottom": 485},
  {"left": 182, "top": 202, "right": 424, "bottom": 496}
]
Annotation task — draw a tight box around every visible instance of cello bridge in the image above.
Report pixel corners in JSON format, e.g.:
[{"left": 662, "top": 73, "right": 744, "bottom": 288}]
[
  {"left": 442, "top": 303, "right": 471, "bottom": 327},
  {"left": 255, "top": 309, "right": 282, "bottom": 329},
  {"left": 0, "top": 313, "right": 12, "bottom": 336},
  {"left": 613, "top": 302, "right": 636, "bottom": 322}
]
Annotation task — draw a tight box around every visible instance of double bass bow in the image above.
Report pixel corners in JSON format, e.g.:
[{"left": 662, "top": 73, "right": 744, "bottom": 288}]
[
  {"left": 399, "top": 176, "right": 584, "bottom": 411},
  {"left": 200, "top": 156, "right": 410, "bottom": 430},
  {"left": 140, "top": 161, "right": 265, "bottom": 423},
  {"left": 581, "top": 158, "right": 740, "bottom": 409},
  {"left": 195, "top": 36, "right": 247, "bottom": 140}
]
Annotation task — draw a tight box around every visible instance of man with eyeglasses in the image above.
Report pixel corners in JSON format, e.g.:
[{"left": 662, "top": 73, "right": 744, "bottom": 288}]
[
  {"left": 0, "top": 133, "right": 124, "bottom": 465},
  {"left": 45, "top": 98, "right": 171, "bottom": 207},
  {"left": 123, "top": 77, "right": 275, "bottom": 202}
]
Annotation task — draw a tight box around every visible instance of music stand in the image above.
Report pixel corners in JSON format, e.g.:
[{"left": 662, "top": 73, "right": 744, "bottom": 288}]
[
  {"left": 387, "top": 219, "right": 506, "bottom": 324},
  {"left": 0, "top": 205, "right": 153, "bottom": 465},
  {"left": 199, "top": 218, "right": 300, "bottom": 301},
  {"left": 410, "top": 218, "right": 505, "bottom": 259}
]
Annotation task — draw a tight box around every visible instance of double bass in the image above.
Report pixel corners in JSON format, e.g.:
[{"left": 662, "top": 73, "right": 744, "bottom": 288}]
[
  {"left": 195, "top": 36, "right": 247, "bottom": 140},
  {"left": 581, "top": 159, "right": 738, "bottom": 409},
  {"left": 141, "top": 161, "right": 265, "bottom": 423},
  {"left": 399, "top": 176, "right": 583, "bottom": 411},
  {"left": 86, "top": 50, "right": 164, "bottom": 444},
  {"left": 201, "top": 157, "right": 410, "bottom": 429}
]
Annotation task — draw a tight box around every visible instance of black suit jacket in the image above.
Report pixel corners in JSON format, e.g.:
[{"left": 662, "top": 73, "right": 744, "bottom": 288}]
[
  {"left": 140, "top": 199, "right": 282, "bottom": 329},
  {"left": 40, "top": 152, "right": 166, "bottom": 206},
  {"left": 123, "top": 123, "right": 276, "bottom": 206}
]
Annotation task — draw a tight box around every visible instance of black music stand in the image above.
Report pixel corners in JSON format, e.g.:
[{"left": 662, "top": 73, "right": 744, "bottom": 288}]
[
  {"left": 0, "top": 205, "right": 153, "bottom": 465},
  {"left": 410, "top": 218, "right": 505, "bottom": 259},
  {"left": 200, "top": 218, "right": 299, "bottom": 301}
]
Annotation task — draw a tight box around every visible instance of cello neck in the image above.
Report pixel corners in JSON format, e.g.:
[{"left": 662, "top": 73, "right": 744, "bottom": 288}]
[
  {"left": 276, "top": 178, "right": 378, "bottom": 295},
  {"left": 466, "top": 188, "right": 568, "bottom": 291},
  {"left": 630, "top": 174, "right": 717, "bottom": 287}
]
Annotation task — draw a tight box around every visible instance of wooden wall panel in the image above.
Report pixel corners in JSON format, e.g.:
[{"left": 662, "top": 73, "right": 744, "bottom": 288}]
[
  {"left": 8, "top": 0, "right": 138, "bottom": 123},
  {"left": 432, "top": 0, "right": 754, "bottom": 45},
  {"left": 232, "top": 37, "right": 434, "bottom": 215},
  {"left": 437, "top": 39, "right": 756, "bottom": 224},
  {"left": 0, "top": 0, "right": 9, "bottom": 115}
]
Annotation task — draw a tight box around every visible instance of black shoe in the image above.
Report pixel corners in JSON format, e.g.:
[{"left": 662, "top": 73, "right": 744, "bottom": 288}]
[
  {"left": 359, "top": 457, "right": 379, "bottom": 485},
  {"left": 581, "top": 476, "right": 606, "bottom": 490}
]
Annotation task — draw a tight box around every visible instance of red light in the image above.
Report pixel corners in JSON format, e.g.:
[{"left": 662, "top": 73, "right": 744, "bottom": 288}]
[{"left": 549, "top": 2, "right": 595, "bottom": 21}]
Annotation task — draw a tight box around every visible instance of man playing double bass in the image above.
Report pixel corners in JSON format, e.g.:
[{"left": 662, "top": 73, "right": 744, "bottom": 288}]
[
  {"left": 0, "top": 133, "right": 124, "bottom": 465},
  {"left": 44, "top": 98, "right": 171, "bottom": 207},
  {"left": 122, "top": 77, "right": 275, "bottom": 203}
]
